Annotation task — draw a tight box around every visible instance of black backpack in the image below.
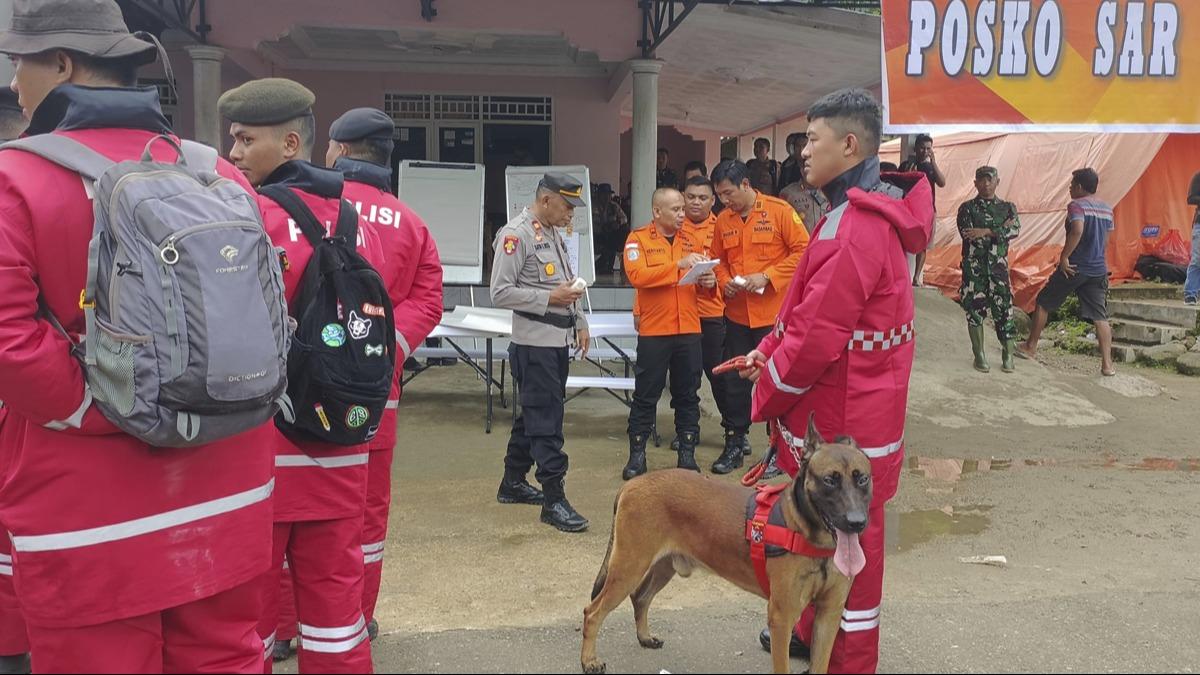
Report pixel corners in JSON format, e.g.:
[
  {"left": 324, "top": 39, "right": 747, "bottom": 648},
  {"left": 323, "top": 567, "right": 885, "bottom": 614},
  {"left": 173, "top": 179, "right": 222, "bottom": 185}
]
[{"left": 260, "top": 185, "right": 396, "bottom": 446}]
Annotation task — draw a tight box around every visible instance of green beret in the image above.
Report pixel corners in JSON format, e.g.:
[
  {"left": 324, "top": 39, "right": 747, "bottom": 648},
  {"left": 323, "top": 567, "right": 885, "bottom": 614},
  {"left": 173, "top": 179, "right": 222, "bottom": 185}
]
[{"left": 218, "top": 78, "right": 315, "bottom": 125}]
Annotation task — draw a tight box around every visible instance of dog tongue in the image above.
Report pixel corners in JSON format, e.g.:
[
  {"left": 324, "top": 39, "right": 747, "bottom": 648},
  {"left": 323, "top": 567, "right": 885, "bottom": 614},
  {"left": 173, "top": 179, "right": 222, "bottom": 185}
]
[{"left": 833, "top": 530, "right": 866, "bottom": 578}]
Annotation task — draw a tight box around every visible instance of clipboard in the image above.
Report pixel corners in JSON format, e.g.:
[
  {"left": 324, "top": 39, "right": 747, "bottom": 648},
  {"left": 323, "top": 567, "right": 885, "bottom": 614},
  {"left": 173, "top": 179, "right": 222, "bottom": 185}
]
[{"left": 679, "top": 259, "right": 719, "bottom": 286}]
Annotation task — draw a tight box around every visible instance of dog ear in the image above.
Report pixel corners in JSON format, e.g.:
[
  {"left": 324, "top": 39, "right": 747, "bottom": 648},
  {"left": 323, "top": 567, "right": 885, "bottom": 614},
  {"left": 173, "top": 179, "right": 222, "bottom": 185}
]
[{"left": 805, "top": 412, "right": 822, "bottom": 453}]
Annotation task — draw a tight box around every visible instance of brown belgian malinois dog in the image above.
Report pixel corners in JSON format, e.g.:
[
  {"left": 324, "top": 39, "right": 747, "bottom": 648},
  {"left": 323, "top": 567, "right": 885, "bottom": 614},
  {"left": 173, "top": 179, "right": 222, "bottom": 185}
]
[{"left": 580, "top": 415, "right": 872, "bottom": 674}]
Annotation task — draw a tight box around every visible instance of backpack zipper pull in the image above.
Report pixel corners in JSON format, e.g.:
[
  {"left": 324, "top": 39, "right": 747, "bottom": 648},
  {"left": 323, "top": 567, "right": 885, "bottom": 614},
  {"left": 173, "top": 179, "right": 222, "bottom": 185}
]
[{"left": 160, "top": 236, "right": 180, "bottom": 265}]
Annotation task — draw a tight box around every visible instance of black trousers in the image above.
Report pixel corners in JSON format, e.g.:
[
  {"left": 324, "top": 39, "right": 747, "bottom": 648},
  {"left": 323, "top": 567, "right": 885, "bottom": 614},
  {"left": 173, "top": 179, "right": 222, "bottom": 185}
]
[
  {"left": 627, "top": 333, "right": 703, "bottom": 438},
  {"left": 723, "top": 320, "right": 772, "bottom": 434},
  {"left": 505, "top": 343, "right": 570, "bottom": 486},
  {"left": 700, "top": 317, "right": 735, "bottom": 429}
]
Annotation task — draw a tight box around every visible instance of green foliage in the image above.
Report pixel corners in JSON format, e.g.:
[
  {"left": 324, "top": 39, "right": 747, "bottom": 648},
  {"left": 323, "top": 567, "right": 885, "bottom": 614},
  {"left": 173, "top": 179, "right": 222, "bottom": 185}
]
[{"left": 1047, "top": 295, "right": 1091, "bottom": 338}]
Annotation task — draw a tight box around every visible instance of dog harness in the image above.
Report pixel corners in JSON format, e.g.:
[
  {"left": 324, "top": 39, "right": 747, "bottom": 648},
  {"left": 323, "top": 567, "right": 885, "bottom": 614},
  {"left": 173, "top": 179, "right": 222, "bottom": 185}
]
[{"left": 745, "top": 483, "right": 835, "bottom": 595}]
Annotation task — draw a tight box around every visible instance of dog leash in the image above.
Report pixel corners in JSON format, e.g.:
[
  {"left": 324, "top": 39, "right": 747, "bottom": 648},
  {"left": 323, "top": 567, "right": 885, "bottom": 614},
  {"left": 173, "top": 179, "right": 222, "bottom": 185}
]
[
  {"left": 741, "top": 419, "right": 788, "bottom": 486},
  {"left": 712, "top": 354, "right": 763, "bottom": 376},
  {"left": 741, "top": 449, "right": 772, "bottom": 486}
]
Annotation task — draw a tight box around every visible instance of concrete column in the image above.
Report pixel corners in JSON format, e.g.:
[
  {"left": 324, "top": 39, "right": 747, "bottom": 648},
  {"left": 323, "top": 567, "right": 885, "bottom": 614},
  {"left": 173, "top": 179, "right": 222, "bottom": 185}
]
[
  {"left": 629, "top": 59, "right": 662, "bottom": 229},
  {"left": 0, "top": 0, "right": 13, "bottom": 86},
  {"left": 185, "top": 45, "right": 226, "bottom": 150}
]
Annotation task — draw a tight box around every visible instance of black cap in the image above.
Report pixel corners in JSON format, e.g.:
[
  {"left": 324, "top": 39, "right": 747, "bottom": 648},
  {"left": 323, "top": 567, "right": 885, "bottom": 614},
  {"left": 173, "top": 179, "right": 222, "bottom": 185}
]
[
  {"left": 596, "top": 183, "right": 613, "bottom": 194},
  {"left": 539, "top": 171, "right": 587, "bottom": 207},
  {"left": 329, "top": 107, "right": 394, "bottom": 143}
]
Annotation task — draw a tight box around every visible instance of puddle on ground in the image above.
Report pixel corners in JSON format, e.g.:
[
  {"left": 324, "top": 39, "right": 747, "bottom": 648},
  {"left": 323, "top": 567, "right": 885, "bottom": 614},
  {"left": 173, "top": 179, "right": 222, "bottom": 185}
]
[
  {"left": 907, "top": 455, "right": 1199, "bottom": 482},
  {"left": 907, "top": 457, "right": 1012, "bottom": 482},
  {"left": 499, "top": 533, "right": 539, "bottom": 548},
  {"left": 889, "top": 454, "right": 1199, "bottom": 553},
  {"left": 1024, "top": 456, "right": 1200, "bottom": 472},
  {"left": 888, "top": 504, "right": 993, "bottom": 553}
]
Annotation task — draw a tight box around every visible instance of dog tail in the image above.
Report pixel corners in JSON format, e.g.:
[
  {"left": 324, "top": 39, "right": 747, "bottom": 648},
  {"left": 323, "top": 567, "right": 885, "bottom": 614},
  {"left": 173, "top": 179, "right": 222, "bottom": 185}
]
[{"left": 590, "top": 489, "right": 622, "bottom": 601}]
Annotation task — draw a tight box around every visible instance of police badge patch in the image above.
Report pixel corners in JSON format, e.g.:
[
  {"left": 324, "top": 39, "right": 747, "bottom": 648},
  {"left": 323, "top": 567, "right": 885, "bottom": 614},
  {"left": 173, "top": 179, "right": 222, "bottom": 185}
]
[{"left": 503, "top": 235, "right": 519, "bottom": 255}]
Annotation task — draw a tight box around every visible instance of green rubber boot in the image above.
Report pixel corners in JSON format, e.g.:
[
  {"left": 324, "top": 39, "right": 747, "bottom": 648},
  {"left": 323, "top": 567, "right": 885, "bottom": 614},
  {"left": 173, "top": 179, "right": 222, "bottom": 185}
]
[{"left": 969, "top": 324, "right": 990, "bottom": 373}]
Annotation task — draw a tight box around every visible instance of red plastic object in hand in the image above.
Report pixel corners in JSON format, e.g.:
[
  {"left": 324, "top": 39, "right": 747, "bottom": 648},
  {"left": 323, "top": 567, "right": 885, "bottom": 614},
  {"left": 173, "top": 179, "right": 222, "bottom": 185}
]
[{"left": 712, "top": 355, "right": 763, "bottom": 375}]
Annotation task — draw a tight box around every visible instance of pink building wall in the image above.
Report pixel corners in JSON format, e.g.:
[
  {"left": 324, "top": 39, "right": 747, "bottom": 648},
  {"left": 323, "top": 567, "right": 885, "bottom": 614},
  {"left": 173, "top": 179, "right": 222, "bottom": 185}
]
[
  {"left": 201, "top": 0, "right": 642, "bottom": 76},
  {"left": 274, "top": 69, "right": 625, "bottom": 184},
  {"left": 152, "top": 0, "right": 642, "bottom": 183},
  {"left": 618, "top": 124, "right": 709, "bottom": 197}
]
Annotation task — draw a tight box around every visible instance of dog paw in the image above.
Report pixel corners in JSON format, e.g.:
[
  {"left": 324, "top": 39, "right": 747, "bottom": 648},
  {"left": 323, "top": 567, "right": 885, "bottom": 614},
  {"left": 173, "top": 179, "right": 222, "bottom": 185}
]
[
  {"left": 638, "top": 635, "right": 664, "bottom": 649},
  {"left": 581, "top": 659, "right": 607, "bottom": 674}
]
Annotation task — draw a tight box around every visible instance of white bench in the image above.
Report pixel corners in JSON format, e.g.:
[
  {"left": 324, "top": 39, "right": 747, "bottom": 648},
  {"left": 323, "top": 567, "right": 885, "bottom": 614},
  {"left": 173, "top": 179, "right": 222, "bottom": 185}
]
[
  {"left": 563, "top": 376, "right": 660, "bottom": 447},
  {"left": 405, "top": 336, "right": 510, "bottom": 431},
  {"left": 412, "top": 346, "right": 510, "bottom": 361},
  {"left": 565, "top": 375, "right": 635, "bottom": 392},
  {"left": 585, "top": 347, "right": 636, "bottom": 362}
]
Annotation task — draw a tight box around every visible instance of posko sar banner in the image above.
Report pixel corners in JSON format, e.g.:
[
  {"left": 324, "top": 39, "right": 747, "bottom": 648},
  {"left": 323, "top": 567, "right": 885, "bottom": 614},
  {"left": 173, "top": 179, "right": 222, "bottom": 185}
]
[{"left": 881, "top": 0, "right": 1200, "bottom": 132}]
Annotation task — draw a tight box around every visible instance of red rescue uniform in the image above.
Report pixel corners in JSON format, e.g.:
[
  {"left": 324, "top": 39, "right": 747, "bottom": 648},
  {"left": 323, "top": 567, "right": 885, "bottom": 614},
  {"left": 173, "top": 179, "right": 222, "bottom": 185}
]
[
  {"left": 0, "top": 85, "right": 272, "bottom": 673},
  {"left": 256, "top": 160, "right": 384, "bottom": 674}
]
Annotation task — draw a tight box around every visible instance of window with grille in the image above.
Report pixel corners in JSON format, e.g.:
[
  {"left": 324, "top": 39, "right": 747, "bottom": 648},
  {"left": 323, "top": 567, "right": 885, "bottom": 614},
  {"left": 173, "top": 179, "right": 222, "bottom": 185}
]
[
  {"left": 481, "top": 96, "right": 552, "bottom": 122},
  {"left": 140, "top": 78, "right": 178, "bottom": 107},
  {"left": 384, "top": 93, "right": 432, "bottom": 121},
  {"left": 434, "top": 95, "right": 479, "bottom": 121},
  {"left": 140, "top": 78, "right": 177, "bottom": 129},
  {"left": 384, "top": 94, "right": 552, "bottom": 123}
]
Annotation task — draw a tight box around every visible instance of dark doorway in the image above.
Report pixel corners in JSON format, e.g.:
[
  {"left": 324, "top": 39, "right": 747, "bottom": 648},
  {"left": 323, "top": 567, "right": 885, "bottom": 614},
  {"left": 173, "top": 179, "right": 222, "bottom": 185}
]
[{"left": 389, "top": 125, "right": 429, "bottom": 193}]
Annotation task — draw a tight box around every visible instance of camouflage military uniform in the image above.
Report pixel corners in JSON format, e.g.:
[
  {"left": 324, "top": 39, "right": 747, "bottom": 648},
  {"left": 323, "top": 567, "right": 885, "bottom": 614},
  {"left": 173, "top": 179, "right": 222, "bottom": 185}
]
[{"left": 957, "top": 196, "right": 1020, "bottom": 340}]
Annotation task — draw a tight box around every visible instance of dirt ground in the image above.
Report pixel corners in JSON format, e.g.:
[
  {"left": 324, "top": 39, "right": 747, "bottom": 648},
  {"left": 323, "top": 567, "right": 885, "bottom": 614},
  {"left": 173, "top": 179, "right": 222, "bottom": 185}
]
[{"left": 288, "top": 290, "right": 1200, "bottom": 674}]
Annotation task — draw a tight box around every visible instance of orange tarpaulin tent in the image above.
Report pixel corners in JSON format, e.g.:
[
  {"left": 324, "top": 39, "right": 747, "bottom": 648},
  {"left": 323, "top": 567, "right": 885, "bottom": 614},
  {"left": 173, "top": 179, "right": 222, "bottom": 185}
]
[{"left": 881, "top": 133, "right": 1200, "bottom": 311}]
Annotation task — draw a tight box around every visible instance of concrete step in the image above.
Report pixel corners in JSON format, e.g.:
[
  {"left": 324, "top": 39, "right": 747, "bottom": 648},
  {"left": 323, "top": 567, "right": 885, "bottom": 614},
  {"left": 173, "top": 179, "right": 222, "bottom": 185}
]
[
  {"left": 1110, "top": 341, "right": 1141, "bottom": 364},
  {"left": 1109, "top": 299, "right": 1200, "bottom": 330},
  {"left": 1109, "top": 282, "right": 1183, "bottom": 301},
  {"left": 1110, "top": 318, "right": 1190, "bottom": 345},
  {"left": 1062, "top": 335, "right": 1140, "bottom": 363}
]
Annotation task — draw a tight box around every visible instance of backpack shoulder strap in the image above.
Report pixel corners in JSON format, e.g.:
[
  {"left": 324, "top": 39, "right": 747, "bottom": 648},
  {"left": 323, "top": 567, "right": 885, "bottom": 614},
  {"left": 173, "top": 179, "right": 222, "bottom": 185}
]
[
  {"left": 334, "top": 199, "right": 359, "bottom": 250},
  {"left": 179, "top": 140, "right": 219, "bottom": 174},
  {"left": 258, "top": 184, "right": 327, "bottom": 248},
  {"left": 1, "top": 134, "right": 114, "bottom": 181}
]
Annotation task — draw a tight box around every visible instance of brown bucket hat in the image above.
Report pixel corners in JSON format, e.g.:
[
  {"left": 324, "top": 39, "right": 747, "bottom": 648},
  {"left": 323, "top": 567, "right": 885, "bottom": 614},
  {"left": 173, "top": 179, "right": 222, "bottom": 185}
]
[{"left": 0, "top": 0, "right": 156, "bottom": 61}]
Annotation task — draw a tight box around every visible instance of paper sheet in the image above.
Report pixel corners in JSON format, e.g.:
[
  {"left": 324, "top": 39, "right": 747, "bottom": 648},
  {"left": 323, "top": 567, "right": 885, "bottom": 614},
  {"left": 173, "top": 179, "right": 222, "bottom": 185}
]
[
  {"left": 733, "top": 275, "right": 766, "bottom": 294},
  {"left": 679, "top": 259, "right": 719, "bottom": 286}
]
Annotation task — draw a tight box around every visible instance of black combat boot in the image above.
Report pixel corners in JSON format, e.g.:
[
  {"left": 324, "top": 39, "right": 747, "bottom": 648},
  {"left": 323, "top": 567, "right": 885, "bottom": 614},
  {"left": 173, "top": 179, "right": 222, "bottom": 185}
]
[
  {"left": 670, "top": 431, "right": 700, "bottom": 451},
  {"left": 497, "top": 474, "right": 545, "bottom": 505},
  {"left": 622, "top": 433, "right": 649, "bottom": 480},
  {"left": 760, "top": 448, "right": 783, "bottom": 480},
  {"left": 0, "top": 654, "right": 30, "bottom": 675},
  {"left": 758, "top": 628, "right": 811, "bottom": 659},
  {"left": 711, "top": 431, "right": 746, "bottom": 474},
  {"left": 676, "top": 431, "right": 701, "bottom": 472},
  {"left": 540, "top": 479, "right": 589, "bottom": 533}
]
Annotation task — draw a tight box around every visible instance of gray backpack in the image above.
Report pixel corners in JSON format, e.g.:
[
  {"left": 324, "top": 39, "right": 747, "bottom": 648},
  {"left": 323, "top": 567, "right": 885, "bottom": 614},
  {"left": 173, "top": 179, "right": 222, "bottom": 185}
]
[{"left": 5, "top": 134, "right": 290, "bottom": 447}]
